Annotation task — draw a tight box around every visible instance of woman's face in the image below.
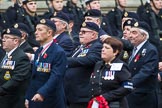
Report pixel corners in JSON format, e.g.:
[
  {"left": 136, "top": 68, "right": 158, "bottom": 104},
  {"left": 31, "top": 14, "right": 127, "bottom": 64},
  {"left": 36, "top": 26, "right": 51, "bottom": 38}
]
[{"left": 101, "top": 43, "right": 117, "bottom": 62}]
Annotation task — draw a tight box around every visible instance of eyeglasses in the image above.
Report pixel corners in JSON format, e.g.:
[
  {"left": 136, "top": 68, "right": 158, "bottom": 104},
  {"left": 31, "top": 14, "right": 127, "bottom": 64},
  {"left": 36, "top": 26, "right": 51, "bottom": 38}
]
[
  {"left": 3, "top": 36, "right": 18, "bottom": 40},
  {"left": 80, "top": 30, "right": 93, "bottom": 34}
]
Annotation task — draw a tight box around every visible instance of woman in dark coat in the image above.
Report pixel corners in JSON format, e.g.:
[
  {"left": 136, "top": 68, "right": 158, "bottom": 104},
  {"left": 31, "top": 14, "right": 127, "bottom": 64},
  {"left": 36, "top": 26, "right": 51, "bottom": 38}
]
[{"left": 88, "top": 37, "right": 133, "bottom": 108}]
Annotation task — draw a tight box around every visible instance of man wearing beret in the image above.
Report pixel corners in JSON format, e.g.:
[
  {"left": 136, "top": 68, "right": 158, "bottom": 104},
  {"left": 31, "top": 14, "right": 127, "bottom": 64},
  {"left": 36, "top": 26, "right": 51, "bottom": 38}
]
[
  {"left": 84, "top": 0, "right": 113, "bottom": 36},
  {"left": 25, "top": 19, "right": 67, "bottom": 108},
  {"left": 13, "top": 23, "right": 34, "bottom": 54},
  {"left": 5, "top": 0, "right": 40, "bottom": 48},
  {"left": 0, "top": 28, "right": 31, "bottom": 108},
  {"left": 50, "top": 11, "right": 74, "bottom": 57},
  {"left": 84, "top": 9, "right": 111, "bottom": 36},
  {"left": 64, "top": 22, "right": 102, "bottom": 108},
  {"left": 105, "top": 0, "right": 128, "bottom": 38},
  {"left": 127, "top": 21, "right": 159, "bottom": 108}
]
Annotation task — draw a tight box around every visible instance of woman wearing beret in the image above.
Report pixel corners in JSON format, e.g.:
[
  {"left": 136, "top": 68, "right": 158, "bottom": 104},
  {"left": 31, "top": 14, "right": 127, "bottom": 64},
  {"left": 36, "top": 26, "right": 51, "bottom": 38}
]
[{"left": 88, "top": 37, "right": 133, "bottom": 108}]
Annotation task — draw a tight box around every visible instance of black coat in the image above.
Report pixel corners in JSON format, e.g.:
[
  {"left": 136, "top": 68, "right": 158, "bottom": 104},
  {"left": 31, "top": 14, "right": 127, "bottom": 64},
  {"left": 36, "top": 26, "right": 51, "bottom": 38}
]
[
  {"left": 90, "top": 59, "right": 132, "bottom": 108},
  {"left": 0, "top": 47, "right": 31, "bottom": 108}
]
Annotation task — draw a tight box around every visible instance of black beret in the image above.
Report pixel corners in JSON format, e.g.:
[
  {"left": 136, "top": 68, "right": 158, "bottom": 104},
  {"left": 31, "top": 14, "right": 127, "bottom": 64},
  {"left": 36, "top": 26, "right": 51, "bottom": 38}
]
[
  {"left": 85, "top": 0, "right": 99, "bottom": 5},
  {"left": 131, "top": 20, "right": 151, "bottom": 32},
  {"left": 123, "top": 18, "right": 137, "bottom": 28},
  {"left": 122, "top": 12, "right": 139, "bottom": 20},
  {"left": 13, "top": 23, "right": 30, "bottom": 34},
  {"left": 81, "top": 22, "right": 99, "bottom": 32},
  {"left": 22, "top": 0, "right": 35, "bottom": 4},
  {"left": 84, "top": 9, "right": 102, "bottom": 17},
  {"left": 37, "top": 19, "right": 56, "bottom": 32},
  {"left": 3, "top": 28, "right": 22, "bottom": 38},
  {"left": 51, "top": 11, "right": 69, "bottom": 23}
]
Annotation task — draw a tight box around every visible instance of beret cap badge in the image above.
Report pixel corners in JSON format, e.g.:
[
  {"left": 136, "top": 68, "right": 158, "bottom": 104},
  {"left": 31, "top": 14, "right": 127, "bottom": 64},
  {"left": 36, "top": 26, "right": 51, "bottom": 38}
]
[
  {"left": 7, "top": 29, "right": 10, "bottom": 33},
  {"left": 134, "top": 22, "right": 139, "bottom": 27},
  {"left": 82, "top": 22, "right": 86, "bottom": 27},
  {"left": 124, "top": 12, "right": 128, "bottom": 17},
  {"left": 127, "top": 20, "right": 131, "bottom": 24},
  {"left": 40, "top": 19, "right": 46, "bottom": 24},
  {"left": 14, "top": 24, "right": 18, "bottom": 28}
]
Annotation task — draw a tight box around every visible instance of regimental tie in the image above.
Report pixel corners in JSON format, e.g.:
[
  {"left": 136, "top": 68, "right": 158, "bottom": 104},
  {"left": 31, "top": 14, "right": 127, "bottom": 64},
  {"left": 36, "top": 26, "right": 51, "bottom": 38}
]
[
  {"left": 72, "top": 45, "right": 84, "bottom": 57},
  {"left": 128, "top": 47, "right": 137, "bottom": 64}
]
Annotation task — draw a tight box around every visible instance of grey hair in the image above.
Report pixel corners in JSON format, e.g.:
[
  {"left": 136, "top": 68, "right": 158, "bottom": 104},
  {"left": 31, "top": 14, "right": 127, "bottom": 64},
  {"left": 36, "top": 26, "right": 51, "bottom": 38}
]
[{"left": 139, "top": 29, "right": 149, "bottom": 40}]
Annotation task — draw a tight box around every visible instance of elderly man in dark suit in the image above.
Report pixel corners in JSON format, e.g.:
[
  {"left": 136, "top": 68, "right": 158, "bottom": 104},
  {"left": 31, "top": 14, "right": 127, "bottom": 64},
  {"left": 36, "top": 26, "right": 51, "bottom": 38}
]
[
  {"left": 127, "top": 20, "right": 159, "bottom": 108},
  {"left": 25, "top": 19, "right": 67, "bottom": 108},
  {"left": 0, "top": 28, "right": 31, "bottom": 108},
  {"left": 50, "top": 11, "right": 74, "bottom": 57},
  {"left": 64, "top": 22, "right": 102, "bottom": 108}
]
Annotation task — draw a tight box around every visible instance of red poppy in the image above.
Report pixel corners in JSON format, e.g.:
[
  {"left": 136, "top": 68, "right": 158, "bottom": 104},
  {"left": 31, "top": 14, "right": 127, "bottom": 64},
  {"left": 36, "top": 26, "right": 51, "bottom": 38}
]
[
  {"left": 43, "top": 53, "right": 48, "bottom": 59},
  {"left": 87, "top": 95, "right": 109, "bottom": 108},
  {"left": 134, "top": 54, "right": 140, "bottom": 62},
  {"left": 53, "top": 39, "right": 57, "bottom": 43}
]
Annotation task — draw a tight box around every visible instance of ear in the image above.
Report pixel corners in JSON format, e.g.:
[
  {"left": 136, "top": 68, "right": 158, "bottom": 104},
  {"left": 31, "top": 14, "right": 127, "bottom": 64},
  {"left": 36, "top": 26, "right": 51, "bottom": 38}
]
[{"left": 114, "top": 50, "right": 119, "bottom": 56}]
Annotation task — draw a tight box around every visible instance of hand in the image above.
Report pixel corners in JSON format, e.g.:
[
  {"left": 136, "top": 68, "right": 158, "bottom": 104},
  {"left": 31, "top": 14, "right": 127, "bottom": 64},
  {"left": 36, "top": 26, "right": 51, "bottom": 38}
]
[
  {"left": 33, "top": 47, "right": 39, "bottom": 52},
  {"left": 25, "top": 99, "right": 29, "bottom": 108},
  {"left": 31, "top": 93, "right": 44, "bottom": 102},
  {"left": 159, "top": 62, "right": 162, "bottom": 71},
  {"left": 100, "top": 35, "right": 111, "bottom": 42},
  {"left": 25, "top": 53, "right": 33, "bottom": 61}
]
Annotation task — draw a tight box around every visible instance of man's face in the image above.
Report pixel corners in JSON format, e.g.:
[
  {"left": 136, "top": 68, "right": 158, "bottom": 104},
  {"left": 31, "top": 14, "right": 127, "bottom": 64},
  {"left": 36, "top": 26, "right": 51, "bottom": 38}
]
[
  {"left": 50, "top": 18, "right": 66, "bottom": 34},
  {"left": 25, "top": 1, "right": 37, "bottom": 13},
  {"left": 2, "top": 34, "right": 18, "bottom": 52},
  {"left": 86, "top": 0, "right": 101, "bottom": 10},
  {"left": 79, "top": 28, "right": 94, "bottom": 44},
  {"left": 151, "top": 0, "right": 162, "bottom": 10},
  {"left": 117, "top": 0, "right": 127, "bottom": 8},
  {"left": 129, "top": 27, "right": 145, "bottom": 46},
  {"left": 35, "top": 24, "right": 49, "bottom": 44},
  {"left": 123, "top": 26, "right": 131, "bottom": 40},
  {"left": 51, "top": 0, "right": 63, "bottom": 11}
]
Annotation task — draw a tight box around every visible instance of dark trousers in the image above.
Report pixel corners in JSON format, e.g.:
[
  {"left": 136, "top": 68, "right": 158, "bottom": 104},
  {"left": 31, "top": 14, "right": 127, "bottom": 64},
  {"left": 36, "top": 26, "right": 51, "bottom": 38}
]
[{"left": 69, "top": 102, "right": 88, "bottom": 108}]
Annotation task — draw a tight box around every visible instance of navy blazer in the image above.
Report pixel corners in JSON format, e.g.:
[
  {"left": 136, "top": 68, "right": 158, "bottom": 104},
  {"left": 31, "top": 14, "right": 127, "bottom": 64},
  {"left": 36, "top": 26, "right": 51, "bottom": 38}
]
[
  {"left": 54, "top": 32, "right": 74, "bottom": 57},
  {"left": 64, "top": 40, "right": 102, "bottom": 103},
  {"left": 127, "top": 41, "right": 159, "bottom": 108},
  {"left": 26, "top": 42, "right": 67, "bottom": 108}
]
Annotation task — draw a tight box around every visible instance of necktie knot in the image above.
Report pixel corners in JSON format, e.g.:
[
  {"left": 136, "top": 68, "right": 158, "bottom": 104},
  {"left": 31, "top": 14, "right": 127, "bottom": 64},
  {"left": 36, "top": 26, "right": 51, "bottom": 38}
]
[{"left": 129, "top": 47, "right": 137, "bottom": 63}]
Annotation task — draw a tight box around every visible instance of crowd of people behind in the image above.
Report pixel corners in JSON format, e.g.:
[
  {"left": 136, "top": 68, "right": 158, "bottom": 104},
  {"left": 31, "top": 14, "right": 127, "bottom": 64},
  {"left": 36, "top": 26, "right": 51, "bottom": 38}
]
[{"left": 0, "top": 0, "right": 162, "bottom": 108}]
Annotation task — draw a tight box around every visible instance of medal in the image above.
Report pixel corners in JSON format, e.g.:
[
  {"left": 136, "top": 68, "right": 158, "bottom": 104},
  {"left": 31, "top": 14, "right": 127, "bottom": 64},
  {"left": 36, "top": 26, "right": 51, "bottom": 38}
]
[{"left": 4, "top": 71, "right": 11, "bottom": 80}]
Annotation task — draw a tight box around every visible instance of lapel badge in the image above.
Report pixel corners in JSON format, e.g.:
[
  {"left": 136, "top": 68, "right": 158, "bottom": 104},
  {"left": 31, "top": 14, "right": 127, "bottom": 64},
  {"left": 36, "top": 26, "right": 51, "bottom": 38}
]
[
  {"left": 142, "top": 49, "right": 146, "bottom": 56},
  {"left": 124, "top": 12, "right": 128, "bottom": 17},
  {"left": 123, "top": 51, "right": 129, "bottom": 59},
  {"left": 4, "top": 71, "right": 11, "bottom": 80}
]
